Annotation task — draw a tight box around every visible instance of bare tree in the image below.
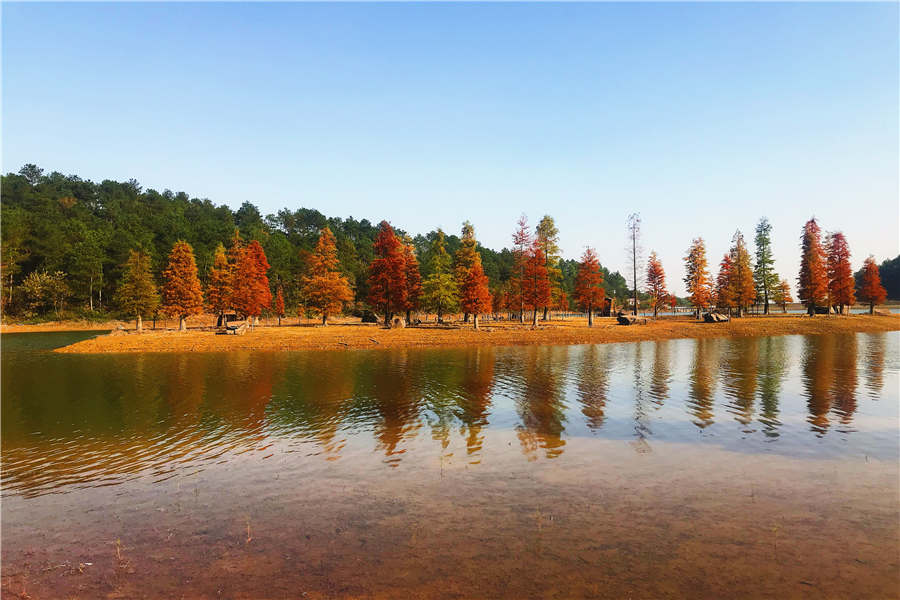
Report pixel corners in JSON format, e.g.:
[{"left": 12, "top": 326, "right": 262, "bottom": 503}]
[{"left": 626, "top": 213, "right": 643, "bottom": 316}]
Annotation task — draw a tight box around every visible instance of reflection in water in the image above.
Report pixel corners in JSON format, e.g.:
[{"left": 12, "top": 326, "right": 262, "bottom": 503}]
[
  {"left": 576, "top": 345, "right": 611, "bottom": 430},
  {"left": 687, "top": 338, "right": 720, "bottom": 428},
  {"left": 515, "top": 347, "right": 569, "bottom": 460},
  {"left": 756, "top": 336, "right": 787, "bottom": 437},
  {"left": 1, "top": 332, "right": 896, "bottom": 497},
  {"left": 722, "top": 337, "right": 759, "bottom": 427}
]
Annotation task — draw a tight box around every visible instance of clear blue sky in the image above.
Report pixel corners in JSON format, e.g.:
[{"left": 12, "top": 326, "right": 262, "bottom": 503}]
[{"left": 3, "top": 2, "right": 897, "bottom": 295}]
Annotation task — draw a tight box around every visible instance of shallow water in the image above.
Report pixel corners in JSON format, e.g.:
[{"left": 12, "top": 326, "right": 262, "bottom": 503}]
[{"left": 2, "top": 331, "right": 898, "bottom": 598}]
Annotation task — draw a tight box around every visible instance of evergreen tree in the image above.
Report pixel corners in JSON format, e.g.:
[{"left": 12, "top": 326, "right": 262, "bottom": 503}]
[
  {"left": 161, "top": 241, "right": 204, "bottom": 331},
  {"left": 535, "top": 215, "right": 561, "bottom": 320},
  {"left": 753, "top": 217, "right": 778, "bottom": 314},
  {"left": 273, "top": 285, "right": 285, "bottom": 326},
  {"left": 422, "top": 229, "right": 458, "bottom": 323},
  {"left": 115, "top": 249, "right": 159, "bottom": 332}
]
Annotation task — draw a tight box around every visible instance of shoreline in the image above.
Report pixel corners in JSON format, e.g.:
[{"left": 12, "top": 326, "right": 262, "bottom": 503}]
[{"left": 50, "top": 313, "right": 900, "bottom": 354}]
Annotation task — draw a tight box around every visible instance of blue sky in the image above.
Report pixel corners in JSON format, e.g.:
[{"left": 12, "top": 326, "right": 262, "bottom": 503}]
[{"left": 3, "top": 2, "right": 897, "bottom": 294}]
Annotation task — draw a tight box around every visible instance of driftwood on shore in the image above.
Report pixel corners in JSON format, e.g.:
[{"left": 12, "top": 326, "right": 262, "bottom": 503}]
[
  {"left": 217, "top": 320, "right": 249, "bottom": 335},
  {"left": 617, "top": 315, "right": 648, "bottom": 326}
]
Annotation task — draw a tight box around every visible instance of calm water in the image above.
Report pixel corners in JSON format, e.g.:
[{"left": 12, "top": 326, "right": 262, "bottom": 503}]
[{"left": 2, "top": 331, "right": 898, "bottom": 598}]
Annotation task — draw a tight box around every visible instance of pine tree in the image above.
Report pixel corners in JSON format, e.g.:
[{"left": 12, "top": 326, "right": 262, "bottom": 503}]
[
  {"left": 522, "top": 242, "right": 551, "bottom": 327},
  {"left": 574, "top": 247, "right": 604, "bottom": 327},
  {"left": 683, "top": 237, "right": 712, "bottom": 318},
  {"left": 511, "top": 214, "right": 531, "bottom": 323},
  {"left": 161, "top": 240, "right": 204, "bottom": 331},
  {"left": 368, "top": 221, "right": 407, "bottom": 325},
  {"left": 729, "top": 230, "right": 755, "bottom": 317},
  {"left": 858, "top": 255, "right": 887, "bottom": 314},
  {"left": 206, "top": 243, "right": 233, "bottom": 323},
  {"left": 826, "top": 232, "right": 855, "bottom": 312},
  {"left": 459, "top": 249, "right": 492, "bottom": 330},
  {"left": 798, "top": 218, "right": 828, "bottom": 315},
  {"left": 402, "top": 242, "right": 422, "bottom": 324},
  {"left": 303, "top": 227, "right": 353, "bottom": 326},
  {"left": 535, "top": 215, "right": 561, "bottom": 320},
  {"left": 454, "top": 221, "right": 479, "bottom": 323},
  {"left": 716, "top": 253, "right": 735, "bottom": 313},
  {"left": 753, "top": 217, "right": 778, "bottom": 314},
  {"left": 115, "top": 249, "right": 159, "bottom": 332},
  {"left": 646, "top": 251, "right": 668, "bottom": 318},
  {"left": 232, "top": 240, "right": 271, "bottom": 322},
  {"left": 422, "top": 229, "right": 458, "bottom": 323}
]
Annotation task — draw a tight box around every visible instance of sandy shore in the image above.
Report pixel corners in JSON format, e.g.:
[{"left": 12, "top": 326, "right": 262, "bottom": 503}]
[
  {"left": 1, "top": 319, "right": 128, "bottom": 333},
  {"left": 51, "top": 313, "right": 900, "bottom": 354}
]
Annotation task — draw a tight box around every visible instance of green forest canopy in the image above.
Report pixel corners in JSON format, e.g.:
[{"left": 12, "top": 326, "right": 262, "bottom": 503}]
[{"left": 1, "top": 164, "right": 634, "bottom": 317}]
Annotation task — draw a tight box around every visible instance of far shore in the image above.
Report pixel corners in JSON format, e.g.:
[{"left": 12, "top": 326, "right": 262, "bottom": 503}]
[{"left": 45, "top": 312, "right": 900, "bottom": 354}]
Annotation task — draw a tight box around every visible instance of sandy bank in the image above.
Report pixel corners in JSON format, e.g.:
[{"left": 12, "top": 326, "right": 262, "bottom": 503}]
[{"left": 53, "top": 314, "right": 900, "bottom": 354}]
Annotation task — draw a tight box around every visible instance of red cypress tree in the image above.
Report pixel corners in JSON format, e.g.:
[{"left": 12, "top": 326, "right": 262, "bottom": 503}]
[
  {"left": 402, "top": 242, "right": 422, "bottom": 324},
  {"left": 858, "top": 255, "right": 887, "bottom": 314},
  {"left": 521, "top": 242, "right": 551, "bottom": 328},
  {"left": 232, "top": 240, "right": 271, "bottom": 321},
  {"left": 798, "top": 218, "right": 828, "bottom": 315},
  {"left": 206, "top": 243, "right": 233, "bottom": 323},
  {"left": 646, "top": 251, "right": 669, "bottom": 318},
  {"left": 728, "top": 231, "right": 755, "bottom": 317},
  {"left": 460, "top": 250, "right": 492, "bottom": 330},
  {"left": 161, "top": 240, "right": 204, "bottom": 331},
  {"left": 772, "top": 278, "right": 793, "bottom": 313},
  {"left": 574, "top": 247, "right": 605, "bottom": 327},
  {"left": 684, "top": 237, "right": 712, "bottom": 317},
  {"left": 826, "top": 232, "right": 855, "bottom": 312},
  {"left": 716, "top": 253, "right": 735, "bottom": 313},
  {"left": 368, "top": 221, "right": 407, "bottom": 325},
  {"left": 302, "top": 228, "right": 353, "bottom": 326}
]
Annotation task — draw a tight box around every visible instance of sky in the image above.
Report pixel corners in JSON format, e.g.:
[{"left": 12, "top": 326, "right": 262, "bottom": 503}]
[{"left": 2, "top": 2, "right": 897, "bottom": 295}]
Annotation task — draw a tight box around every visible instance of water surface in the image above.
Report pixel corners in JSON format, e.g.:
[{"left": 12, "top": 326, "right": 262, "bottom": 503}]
[{"left": 2, "top": 331, "right": 898, "bottom": 598}]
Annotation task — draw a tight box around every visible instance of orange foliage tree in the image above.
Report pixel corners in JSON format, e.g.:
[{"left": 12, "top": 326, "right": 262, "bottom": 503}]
[
  {"left": 683, "top": 237, "right": 712, "bottom": 317},
  {"left": 522, "top": 242, "right": 551, "bottom": 328},
  {"left": 826, "top": 232, "right": 855, "bottom": 312},
  {"left": 716, "top": 253, "right": 734, "bottom": 313},
  {"left": 403, "top": 242, "right": 422, "bottom": 324},
  {"left": 368, "top": 221, "right": 407, "bottom": 325},
  {"left": 728, "top": 231, "right": 755, "bottom": 317},
  {"left": 798, "top": 218, "right": 828, "bottom": 315},
  {"left": 273, "top": 285, "right": 285, "bottom": 325},
  {"left": 772, "top": 278, "right": 793, "bottom": 313},
  {"left": 303, "top": 227, "right": 353, "bottom": 326},
  {"left": 162, "top": 240, "right": 204, "bottom": 331},
  {"left": 574, "top": 247, "right": 605, "bottom": 327},
  {"left": 858, "top": 255, "right": 887, "bottom": 314},
  {"left": 645, "top": 251, "right": 669, "bottom": 318},
  {"left": 206, "top": 243, "right": 233, "bottom": 323},
  {"left": 459, "top": 249, "right": 492, "bottom": 330},
  {"left": 232, "top": 239, "right": 271, "bottom": 322}
]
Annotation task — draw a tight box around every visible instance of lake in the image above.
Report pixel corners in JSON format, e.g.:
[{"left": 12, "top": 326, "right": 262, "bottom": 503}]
[{"left": 2, "top": 331, "right": 898, "bottom": 598}]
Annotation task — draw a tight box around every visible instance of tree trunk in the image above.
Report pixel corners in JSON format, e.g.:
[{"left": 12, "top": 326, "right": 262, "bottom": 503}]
[
  {"left": 136, "top": 314, "right": 143, "bottom": 333},
  {"left": 464, "top": 312, "right": 470, "bottom": 323},
  {"left": 322, "top": 313, "right": 328, "bottom": 326},
  {"left": 406, "top": 309, "right": 411, "bottom": 324},
  {"left": 542, "top": 306, "right": 549, "bottom": 321},
  {"left": 473, "top": 314, "right": 479, "bottom": 330},
  {"left": 763, "top": 287, "right": 769, "bottom": 315},
  {"left": 437, "top": 305, "right": 443, "bottom": 324},
  {"left": 588, "top": 304, "right": 593, "bottom": 327},
  {"left": 870, "top": 302, "right": 874, "bottom": 315},
  {"left": 736, "top": 305, "right": 743, "bottom": 318},
  {"left": 278, "top": 315, "right": 282, "bottom": 326},
  {"left": 519, "top": 301, "right": 524, "bottom": 323},
  {"left": 179, "top": 316, "right": 186, "bottom": 331},
  {"left": 89, "top": 277, "right": 94, "bottom": 312},
  {"left": 807, "top": 303, "right": 815, "bottom": 316},
  {"left": 532, "top": 308, "right": 538, "bottom": 328}
]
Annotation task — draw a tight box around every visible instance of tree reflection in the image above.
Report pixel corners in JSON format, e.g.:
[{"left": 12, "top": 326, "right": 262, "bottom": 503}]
[
  {"left": 863, "top": 333, "right": 886, "bottom": 400},
  {"left": 455, "top": 348, "right": 495, "bottom": 462},
  {"left": 756, "top": 336, "right": 787, "bottom": 437},
  {"left": 722, "top": 338, "right": 758, "bottom": 426},
  {"left": 576, "top": 345, "right": 611, "bottom": 431},
  {"left": 687, "top": 338, "right": 720, "bottom": 428},
  {"left": 802, "top": 335, "right": 835, "bottom": 435},
  {"left": 830, "top": 334, "right": 858, "bottom": 425},
  {"left": 632, "top": 342, "right": 652, "bottom": 440},
  {"left": 648, "top": 340, "right": 672, "bottom": 406},
  {"left": 515, "top": 347, "right": 568, "bottom": 460}
]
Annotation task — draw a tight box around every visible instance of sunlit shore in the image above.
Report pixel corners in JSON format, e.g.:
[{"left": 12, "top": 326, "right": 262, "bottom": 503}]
[{"left": 45, "top": 313, "right": 900, "bottom": 354}]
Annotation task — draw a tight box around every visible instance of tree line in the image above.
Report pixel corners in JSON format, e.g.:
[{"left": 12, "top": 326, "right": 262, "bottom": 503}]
[{"left": 1, "top": 164, "right": 895, "bottom": 326}]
